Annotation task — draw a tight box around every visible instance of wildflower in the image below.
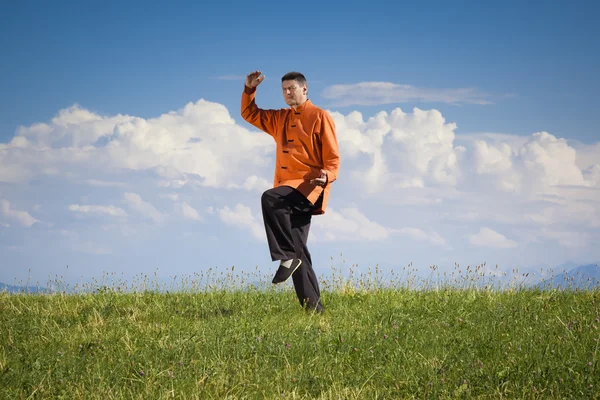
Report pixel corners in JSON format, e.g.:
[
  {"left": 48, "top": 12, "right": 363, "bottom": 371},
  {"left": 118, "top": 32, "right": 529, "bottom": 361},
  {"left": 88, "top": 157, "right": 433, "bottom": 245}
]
[
  {"left": 285, "top": 342, "right": 291, "bottom": 349},
  {"left": 384, "top": 334, "right": 388, "bottom": 339},
  {"left": 393, "top": 323, "right": 398, "bottom": 330},
  {"left": 257, "top": 336, "right": 262, "bottom": 342},
  {"left": 169, "top": 371, "right": 174, "bottom": 378},
  {"left": 588, "top": 362, "right": 593, "bottom": 367},
  {"left": 139, "top": 370, "right": 145, "bottom": 376},
  {"left": 354, "top": 347, "right": 358, "bottom": 352}
]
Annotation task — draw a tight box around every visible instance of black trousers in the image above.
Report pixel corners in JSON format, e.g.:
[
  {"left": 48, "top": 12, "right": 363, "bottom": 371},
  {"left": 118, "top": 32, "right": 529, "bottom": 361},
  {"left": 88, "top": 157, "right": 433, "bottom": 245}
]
[{"left": 261, "top": 185, "right": 323, "bottom": 310}]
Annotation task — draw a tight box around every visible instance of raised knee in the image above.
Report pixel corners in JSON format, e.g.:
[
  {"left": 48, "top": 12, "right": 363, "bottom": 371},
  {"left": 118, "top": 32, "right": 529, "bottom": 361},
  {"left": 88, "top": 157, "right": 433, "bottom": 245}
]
[{"left": 261, "top": 188, "right": 275, "bottom": 205}]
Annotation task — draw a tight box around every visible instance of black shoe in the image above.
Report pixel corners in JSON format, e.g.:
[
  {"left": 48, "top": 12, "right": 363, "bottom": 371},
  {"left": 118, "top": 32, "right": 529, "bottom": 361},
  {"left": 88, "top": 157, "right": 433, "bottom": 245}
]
[{"left": 272, "top": 259, "right": 302, "bottom": 284}]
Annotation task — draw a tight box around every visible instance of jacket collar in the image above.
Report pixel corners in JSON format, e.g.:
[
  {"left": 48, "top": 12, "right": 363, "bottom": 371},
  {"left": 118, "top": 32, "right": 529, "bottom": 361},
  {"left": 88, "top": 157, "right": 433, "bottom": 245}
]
[{"left": 291, "top": 99, "right": 312, "bottom": 112}]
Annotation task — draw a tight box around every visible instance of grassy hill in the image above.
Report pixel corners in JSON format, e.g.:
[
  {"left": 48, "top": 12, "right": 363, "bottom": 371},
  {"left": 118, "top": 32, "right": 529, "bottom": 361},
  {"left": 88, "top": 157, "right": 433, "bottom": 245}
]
[{"left": 1, "top": 276, "right": 599, "bottom": 399}]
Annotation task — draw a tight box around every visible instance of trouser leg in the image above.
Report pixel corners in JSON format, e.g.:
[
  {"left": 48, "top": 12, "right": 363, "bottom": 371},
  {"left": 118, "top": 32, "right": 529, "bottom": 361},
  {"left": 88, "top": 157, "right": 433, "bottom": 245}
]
[
  {"left": 261, "top": 187, "right": 298, "bottom": 261},
  {"left": 261, "top": 186, "right": 323, "bottom": 310},
  {"left": 290, "top": 212, "right": 322, "bottom": 310}
]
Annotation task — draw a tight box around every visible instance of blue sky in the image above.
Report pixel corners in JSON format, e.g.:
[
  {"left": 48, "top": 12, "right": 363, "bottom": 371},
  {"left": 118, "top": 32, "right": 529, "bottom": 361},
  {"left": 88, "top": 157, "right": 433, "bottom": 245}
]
[{"left": 1, "top": 0, "right": 599, "bottom": 289}]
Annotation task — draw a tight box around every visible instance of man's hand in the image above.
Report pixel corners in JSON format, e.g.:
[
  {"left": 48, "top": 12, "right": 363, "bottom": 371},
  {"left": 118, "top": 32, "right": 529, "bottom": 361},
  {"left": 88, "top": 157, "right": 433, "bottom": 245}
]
[
  {"left": 310, "top": 169, "right": 328, "bottom": 187},
  {"left": 246, "top": 71, "right": 265, "bottom": 89}
]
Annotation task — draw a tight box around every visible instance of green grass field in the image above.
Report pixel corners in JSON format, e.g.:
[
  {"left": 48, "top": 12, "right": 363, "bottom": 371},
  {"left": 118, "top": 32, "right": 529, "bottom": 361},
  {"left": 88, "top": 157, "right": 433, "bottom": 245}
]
[{"left": 1, "top": 264, "right": 599, "bottom": 399}]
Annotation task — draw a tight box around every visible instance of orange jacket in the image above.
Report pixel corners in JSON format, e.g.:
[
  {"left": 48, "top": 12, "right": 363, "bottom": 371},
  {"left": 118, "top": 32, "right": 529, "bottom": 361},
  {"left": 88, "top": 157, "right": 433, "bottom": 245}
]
[{"left": 241, "top": 86, "right": 340, "bottom": 215}]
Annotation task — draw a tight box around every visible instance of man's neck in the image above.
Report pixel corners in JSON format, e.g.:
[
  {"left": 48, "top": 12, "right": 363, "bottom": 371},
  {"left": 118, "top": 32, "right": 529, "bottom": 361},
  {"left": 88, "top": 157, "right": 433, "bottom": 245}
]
[{"left": 291, "top": 99, "right": 308, "bottom": 110}]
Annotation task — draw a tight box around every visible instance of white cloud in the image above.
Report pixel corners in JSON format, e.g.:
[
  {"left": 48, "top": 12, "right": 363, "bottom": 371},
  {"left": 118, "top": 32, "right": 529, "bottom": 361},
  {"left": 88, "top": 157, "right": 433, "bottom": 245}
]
[
  {"left": 0, "top": 199, "right": 39, "bottom": 227},
  {"left": 583, "top": 164, "right": 600, "bottom": 187},
  {"left": 123, "top": 192, "right": 164, "bottom": 223},
  {"left": 395, "top": 227, "right": 448, "bottom": 247},
  {"left": 240, "top": 175, "right": 272, "bottom": 193},
  {"left": 322, "top": 82, "right": 493, "bottom": 107},
  {"left": 3, "top": 101, "right": 274, "bottom": 190},
  {"left": 525, "top": 196, "right": 600, "bottom": 228},
  {"left": 540, "top": 229, "right": 592, "bottom": 248},
  {"left": 571, "top": 141, "right": 600, "bottom": 171},
  {"left": 68, "top": 204, "right": 127, "bottom": 217},
  {"left": 313, "top": 207, "right": 394, "bottom": 242},
  {"left": 470, "top": 140, "right": 520, "bottom": 192},
  {"left": 161, "top": 193, "right": 180, "bottom": 201},
  {"left": 0, "top": 142, "right": 35, "bottom": 182},
  {"left": 517, "top": 131, "right": 585, "bottom": 189},
  {"left": 469, "top": 227, "right": 518, "bottom": 249},
  {"left": 218, "top": 204, "right": 264, "bottom": 240},
  {"left": 330, "top": 107, "right": 461, "bottom": 193},
  {"left": 458, "top": 131, "right": 599, "bottom": 189},
  {"left": 472, "top": 140, "right": 513, "bottom": 174},
  {"left": 311, "top": 206, "right": 447, "bottom": 246},
  {"left": 180, "top": 202, "right": 203, "bottom": 221}
]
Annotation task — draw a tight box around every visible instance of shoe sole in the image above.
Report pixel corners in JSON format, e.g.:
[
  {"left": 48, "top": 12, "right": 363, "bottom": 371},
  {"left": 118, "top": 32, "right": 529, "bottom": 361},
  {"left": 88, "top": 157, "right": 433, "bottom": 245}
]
[{"left": 289, "top": 260, "right": 302, "bottom": 278}]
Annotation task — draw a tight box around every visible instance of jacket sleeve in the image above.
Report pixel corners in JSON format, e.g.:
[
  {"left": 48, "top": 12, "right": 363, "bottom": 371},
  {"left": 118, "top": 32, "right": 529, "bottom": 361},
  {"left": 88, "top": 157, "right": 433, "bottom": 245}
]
[
  {"left": 320, "top": 111, "right": 340, "bottom": 186},
  {"left": 240, "top": 86, "right": 279, "bottom": 138}
]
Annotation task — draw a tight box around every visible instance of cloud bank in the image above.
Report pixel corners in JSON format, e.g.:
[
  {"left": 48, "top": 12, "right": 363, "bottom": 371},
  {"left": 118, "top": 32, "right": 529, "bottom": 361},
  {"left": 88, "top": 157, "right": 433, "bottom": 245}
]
[{"left": 1, "top": 98, "right": 599, "bottom": 285}]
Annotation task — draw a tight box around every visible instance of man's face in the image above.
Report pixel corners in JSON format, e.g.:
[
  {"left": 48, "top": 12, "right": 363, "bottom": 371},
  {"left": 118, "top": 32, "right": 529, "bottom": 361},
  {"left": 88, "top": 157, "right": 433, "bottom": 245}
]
[{"left": 282, "top": 80, "right": 307, "bottom": 107}]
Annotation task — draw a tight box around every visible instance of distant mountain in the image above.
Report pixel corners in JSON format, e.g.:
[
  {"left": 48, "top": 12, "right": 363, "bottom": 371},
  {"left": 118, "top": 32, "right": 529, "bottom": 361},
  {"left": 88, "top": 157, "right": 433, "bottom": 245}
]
[
  {"left": 535, "top": 263, "right": 600, "bottom": 290},
  {"left": 0, "top": 282, "right": 50, "bottom": 294}
]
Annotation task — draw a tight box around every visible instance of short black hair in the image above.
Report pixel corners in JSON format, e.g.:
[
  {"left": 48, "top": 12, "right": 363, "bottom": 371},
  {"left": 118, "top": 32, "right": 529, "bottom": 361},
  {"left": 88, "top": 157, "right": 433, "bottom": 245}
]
[{"left": 281, "top": 72, "right": 306, "bottom": 86}]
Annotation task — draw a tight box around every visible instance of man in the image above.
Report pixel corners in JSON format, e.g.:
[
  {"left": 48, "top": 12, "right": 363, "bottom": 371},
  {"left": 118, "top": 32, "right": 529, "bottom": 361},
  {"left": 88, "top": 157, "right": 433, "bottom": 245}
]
[{"left": 241, "top": 70, "right": 340, "bottom": 313}]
